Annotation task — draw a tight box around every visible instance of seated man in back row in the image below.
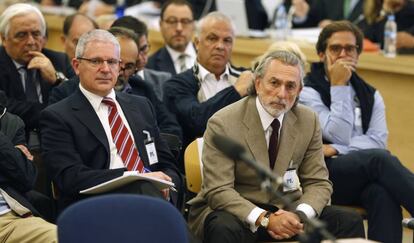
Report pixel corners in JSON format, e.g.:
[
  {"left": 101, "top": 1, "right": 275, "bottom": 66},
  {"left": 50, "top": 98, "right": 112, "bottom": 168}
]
[
  {"left": 299, "top": 20, "right": 414, "bottom": 243},
  {"left": 163, "top": 12, "right": 253, "bottom": 172},
  {"left": 40, "top": 30, "right": 181, "bottom": 211},
  {"left": 187, "top": 50, "right": 365, "bottom": 242}
]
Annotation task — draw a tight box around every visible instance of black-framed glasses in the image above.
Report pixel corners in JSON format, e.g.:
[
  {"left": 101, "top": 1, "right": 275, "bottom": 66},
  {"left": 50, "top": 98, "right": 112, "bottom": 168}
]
[
  {"left": 77, "top": 57, "right": 121, "bottom": 69},
  {"left": 328, "top": 44, "right": 359, "bottom": 56},
  {"left": 163, "top": 17, "right": 194, "bottom": 27},
  {"left": 139, "top": 44, "right": 151, "bottom": 55},
  {"left": 120, "top": 62, "right": 137, "bottom": 73}
]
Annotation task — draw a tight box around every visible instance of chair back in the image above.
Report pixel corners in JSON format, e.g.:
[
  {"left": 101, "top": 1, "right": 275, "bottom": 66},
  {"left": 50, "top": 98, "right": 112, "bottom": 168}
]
[
  {"left": 184, "top": 138, "right": 204, "bottom": 194},
  {"left": 57, "top": 194, "right": 189, "bottom": 243}
]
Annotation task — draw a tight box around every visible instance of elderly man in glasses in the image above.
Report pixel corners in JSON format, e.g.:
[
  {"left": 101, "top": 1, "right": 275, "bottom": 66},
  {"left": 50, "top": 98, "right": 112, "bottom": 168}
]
[{"left": 299, "top": 20, "right": 414, "bottom": 243}]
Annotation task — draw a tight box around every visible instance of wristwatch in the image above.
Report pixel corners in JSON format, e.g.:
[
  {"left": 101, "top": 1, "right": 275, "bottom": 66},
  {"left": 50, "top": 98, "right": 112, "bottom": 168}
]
[
  {"left": 259, "top": 211, "right": 272, "bottom": 229},
  {"left": 55, "top": 71, "right": 68, "bottom": 85}
]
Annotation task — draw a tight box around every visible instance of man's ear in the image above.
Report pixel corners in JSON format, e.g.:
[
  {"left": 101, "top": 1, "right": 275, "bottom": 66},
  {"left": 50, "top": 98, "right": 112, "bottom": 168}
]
[
  {"left": 194, "top": 37, "right": 199, "bottom": 51},
  {"left": 72, "top": 58, "right": 80, "bottom": 75},
  {"left": 318, "top": 52, "right": 325, "bottom": 62}
]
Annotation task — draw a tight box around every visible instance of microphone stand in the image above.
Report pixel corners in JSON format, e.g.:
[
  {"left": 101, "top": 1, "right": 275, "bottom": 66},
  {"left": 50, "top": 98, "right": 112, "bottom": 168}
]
[{"left": 239, "top": 153, "right": 336, "bottom": 243}]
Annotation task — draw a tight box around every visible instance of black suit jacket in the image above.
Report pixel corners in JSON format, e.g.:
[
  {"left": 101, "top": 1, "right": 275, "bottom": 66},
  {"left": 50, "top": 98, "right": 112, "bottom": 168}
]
[
  {"left": 294, "top": 0, "right": 363, "bottom": 28},
  {"left": 0, "top": 46, "right": 74, "bottom": 131},
  {"left": 40, "top": 90, "right": 179, "bottom": 209},
  {"left": 147, "top": 47, "right": 177, "bottom": 75},
  {"left": 0, "top": 113, "right": 39, "bottom": 216},
  {"left": 163, "top": 68, "right": 242, "bottom": 150}
]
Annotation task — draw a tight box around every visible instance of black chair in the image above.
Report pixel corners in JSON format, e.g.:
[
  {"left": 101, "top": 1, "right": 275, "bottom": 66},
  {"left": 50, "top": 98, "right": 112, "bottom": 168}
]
[{"left": 57, "top": 194, "right": 189, "bottom": 243}]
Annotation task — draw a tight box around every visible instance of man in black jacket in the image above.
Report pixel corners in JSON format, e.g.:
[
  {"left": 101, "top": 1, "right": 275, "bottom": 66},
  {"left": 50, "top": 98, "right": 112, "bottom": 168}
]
[
  {"left": 163, "top": 12, "right": 253, "bottom": 171},
  {"left": 0, "top": 3, "right": 74, "bottom": 144},
  {"left": 0, "top": 91, "right": 56, "bottom": 242}
]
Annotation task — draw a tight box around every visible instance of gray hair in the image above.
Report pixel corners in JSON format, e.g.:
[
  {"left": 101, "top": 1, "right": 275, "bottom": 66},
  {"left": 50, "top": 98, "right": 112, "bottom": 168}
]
[
  {"left": 75, "top": 29, "right": 120, "bottom": 58},
  {"left": 195, "top": 11, "right": 235, "bottom": 37},
  {"left": 0, "top": 3, "right": 46, "bottom": 38},
  {"left": 249, "top": 50, "right": 305, "bottom": 95}
]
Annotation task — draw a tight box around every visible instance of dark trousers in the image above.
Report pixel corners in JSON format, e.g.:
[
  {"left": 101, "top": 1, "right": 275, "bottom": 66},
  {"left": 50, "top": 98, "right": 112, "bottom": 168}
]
[
  {"left": 203, "top": 205, "right": 364, "bottom": 243},
  {"left": 326, "top": 149, "right": 414, "bottom": 243}
]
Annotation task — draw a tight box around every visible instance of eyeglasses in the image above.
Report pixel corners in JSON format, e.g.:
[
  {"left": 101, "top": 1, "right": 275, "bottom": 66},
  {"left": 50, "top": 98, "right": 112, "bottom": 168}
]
[
  {"left": 77, "top": 57, "right": 121, "bottom": 69},
  {"left": 327, "top": 44, "right": 359, "bottom": 56},
  {"left": 120, "top": 62, "right": 137, "bottom": 73},
  {"left": 162, "top": 18, "right": 194, "bottom": 27},
  {"left": 139, "top": 44, "right": 151, "bottom": 55}
]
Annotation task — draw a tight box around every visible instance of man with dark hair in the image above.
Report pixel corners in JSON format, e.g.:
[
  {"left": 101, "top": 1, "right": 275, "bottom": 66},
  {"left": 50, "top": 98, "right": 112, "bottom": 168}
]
[
  {"left": 0, "top": 3, "right": 74, "bottom": 143},
  {"left": 61, "top": 13, "right": 99, "bottom": 61},
  {"left": 147, "top": 0, "right": 197, "bottom": 75},
  {"left": 188, "top": 50, "right": 364, "bottom": 242},
  {"left": 112, "top": 16, "right": 172, "bottom": 101},
  {"left": 299, "top": 20, "right": 414, "bottom": 243}
]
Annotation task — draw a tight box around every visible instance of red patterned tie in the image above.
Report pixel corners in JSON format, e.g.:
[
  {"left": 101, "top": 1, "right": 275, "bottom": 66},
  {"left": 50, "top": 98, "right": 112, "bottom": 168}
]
[{"left": 102, "top": 97, "right": 144, "bottom": 172}]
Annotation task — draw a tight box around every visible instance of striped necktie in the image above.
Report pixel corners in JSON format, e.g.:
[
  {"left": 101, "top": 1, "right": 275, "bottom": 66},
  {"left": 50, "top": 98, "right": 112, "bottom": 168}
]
[
  {"left": 178, "top": 54, "right": 187, "bottom": 72},
  {"left": 102, "top": 97, "right": 144, "bottom": 172}
]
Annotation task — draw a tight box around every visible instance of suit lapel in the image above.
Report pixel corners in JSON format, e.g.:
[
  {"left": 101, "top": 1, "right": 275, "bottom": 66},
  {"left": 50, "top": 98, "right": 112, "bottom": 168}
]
[
  {"left": 242, "top": 97, "right": 299, "bottom": 176},
  {"left": 116, "top": 93, "right": 149, "bottom": 165},
  {"left": 274, "top": 109, "right": 298, "bottom": 175},
  {"left": 0, "top": 47, "right": 25, "bottom": 95},
  {"left": 243, "top": 97, "right": 269, "bottom": 169},
  {"left": 158, "top": 48, "right": 176, "bottom": 75},
  {"left": 71, "top": 90, "right": 108, "bottom": 151}
]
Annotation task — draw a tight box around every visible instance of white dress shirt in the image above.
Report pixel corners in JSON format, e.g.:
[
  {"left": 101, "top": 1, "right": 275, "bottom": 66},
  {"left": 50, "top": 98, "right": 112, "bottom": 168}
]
[
  {"left": 79, "top": 84, "right": 135, "bottom": 169},
  {"left": 198, "top": 64, "right": 232, "bottom": 101},
  {"left": 166, "top": 43, "right": 197, "bottom": 74}
]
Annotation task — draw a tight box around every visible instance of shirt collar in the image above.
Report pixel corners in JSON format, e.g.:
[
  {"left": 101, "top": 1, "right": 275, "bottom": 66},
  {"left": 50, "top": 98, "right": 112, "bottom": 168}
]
[
  {"left": 166, "top": 43, "right": 196, "bottom": 62},
  {"left": 79, "top": 83, "right": 116, "bottom": 111},
  {"left": 197, "top": 62, "right": 230, "bottom": 82},
  {"left": 255, "top": 96, "right": 284, "bottom": 132},
  {"left": 136, "top": 70, "right": 145, "bottom": 80}
]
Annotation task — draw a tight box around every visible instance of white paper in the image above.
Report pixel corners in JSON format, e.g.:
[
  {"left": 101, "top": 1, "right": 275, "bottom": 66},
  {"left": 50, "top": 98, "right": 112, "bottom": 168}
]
[{"left": 80, "top": 171, "right": 175, "bottom": 194}]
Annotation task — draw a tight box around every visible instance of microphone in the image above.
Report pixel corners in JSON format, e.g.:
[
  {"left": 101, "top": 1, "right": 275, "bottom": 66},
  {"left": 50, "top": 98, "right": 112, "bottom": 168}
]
[
  {"left": 212, "top": 134, "right": 283, "bottom": 186},
  {"left": 402, "top": 218, "right": 414, "bottom": 230}
]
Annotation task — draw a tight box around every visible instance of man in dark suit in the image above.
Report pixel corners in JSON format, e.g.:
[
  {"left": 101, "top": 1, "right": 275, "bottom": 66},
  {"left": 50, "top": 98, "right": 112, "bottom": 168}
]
[
  {"left": 147, "top": 0, "right": 197, "bottom": 76},
  {"left": 0, "top": 3, "right": 74, "bottom": 140},
  {"left": 111, "top": 16, "right": 172, "bottom": 101},
  {"left": 163, "top": 12, "right": 253, "bottom": 171},
  {"left": 188, "top": 50, "right": 364, "bottom": 242},
  {"left": 40, "top": 30, "right": 181, "bottom": 211},
  {"left": 0, "top": 92, "right": 56, "bottom": 242}
]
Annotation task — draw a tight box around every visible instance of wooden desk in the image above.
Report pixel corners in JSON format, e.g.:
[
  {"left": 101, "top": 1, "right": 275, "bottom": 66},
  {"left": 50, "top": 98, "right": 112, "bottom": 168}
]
[{"left": 44, "top": 15, "right": 414, "bottom": 174}]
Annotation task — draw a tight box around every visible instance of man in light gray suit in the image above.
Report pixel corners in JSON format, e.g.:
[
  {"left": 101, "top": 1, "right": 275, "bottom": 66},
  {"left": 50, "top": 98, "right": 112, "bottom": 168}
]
[{"left": 187, "top": 50, "right": 365, "bottom": 242}]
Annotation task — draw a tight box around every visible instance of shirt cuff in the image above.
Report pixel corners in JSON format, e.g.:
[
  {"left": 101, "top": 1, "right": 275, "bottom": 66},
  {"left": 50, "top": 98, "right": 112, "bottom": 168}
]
[
  {"left": 246, "top": 207, "right": 266, "bottom": 233},
  {"left": 296, "top": 203, "right": 316, "bottom": 219}
]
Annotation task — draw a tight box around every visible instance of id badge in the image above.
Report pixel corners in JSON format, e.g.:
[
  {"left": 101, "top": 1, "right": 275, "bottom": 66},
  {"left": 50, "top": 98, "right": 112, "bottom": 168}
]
[
  {"left": 283, "top": 161, "right": 300, "bottom": 192},
  {"left": 143, "top": 130, "right": 158, "bottom": 165}
]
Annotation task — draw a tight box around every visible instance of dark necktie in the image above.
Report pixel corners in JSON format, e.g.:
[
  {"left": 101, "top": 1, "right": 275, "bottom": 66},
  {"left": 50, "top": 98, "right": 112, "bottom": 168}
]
[
  {"left": 268, "top": 119, "right": 280, "bottom": 170},
  {"left": 21, "top": 67, "right": 39, "bottom": 102},
  {"left": 102, "top": 97, "right": 144, "bottom": 172}
]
